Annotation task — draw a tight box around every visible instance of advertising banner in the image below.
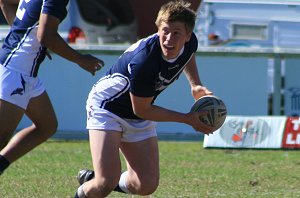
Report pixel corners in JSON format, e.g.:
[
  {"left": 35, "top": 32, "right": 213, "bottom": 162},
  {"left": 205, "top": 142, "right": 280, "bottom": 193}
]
[
  {"left": 203, "top": 116, "right": 287, "bottom": 149},
  {"left": 282, "top": 117, "right": 300, "bottom": 149}
]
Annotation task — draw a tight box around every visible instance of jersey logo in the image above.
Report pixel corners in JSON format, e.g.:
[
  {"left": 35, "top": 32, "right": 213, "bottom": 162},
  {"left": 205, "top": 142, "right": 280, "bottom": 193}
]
[
  {"left": 155, "top": 72, "right": 178, "bottom": 91},
  {"left": 11, "top": 88, "right": 24, "bottom": 96},
  {"left": 11, "top": 75, "right": 25, "bottom": 96},
  {"left": 168, "top": 64, "right": 180, "bottom": 70}
]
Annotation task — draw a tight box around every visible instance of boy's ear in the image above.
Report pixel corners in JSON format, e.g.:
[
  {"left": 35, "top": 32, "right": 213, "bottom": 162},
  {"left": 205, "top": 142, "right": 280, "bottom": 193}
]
[{"left": 186, "top": 32, "right": 192, "bottom": 42}]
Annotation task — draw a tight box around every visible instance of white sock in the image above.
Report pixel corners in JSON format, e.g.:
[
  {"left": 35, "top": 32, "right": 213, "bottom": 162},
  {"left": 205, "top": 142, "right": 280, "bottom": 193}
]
[
  {"left": 77, "top": 184, "right": 87, "bottom": 198},
  {"left": 119, "top": 171, "right": 131, "bottom": 194}
]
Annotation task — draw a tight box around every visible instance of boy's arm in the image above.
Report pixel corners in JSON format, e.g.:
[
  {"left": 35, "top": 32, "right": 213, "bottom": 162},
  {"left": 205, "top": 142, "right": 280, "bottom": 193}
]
[{"left": 0, "top": 0, "right": 19, "bottom": 25}]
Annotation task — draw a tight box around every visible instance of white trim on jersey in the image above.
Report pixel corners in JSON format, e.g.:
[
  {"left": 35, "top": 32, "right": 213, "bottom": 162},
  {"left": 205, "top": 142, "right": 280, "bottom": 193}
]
[
  {"left": 3, "top": 24, "right": 36, "bottom": 67},
  {"left": 92, "top": 73, "right": 130, "bottom": 109},
  {"left": 31, "top": 45, "right": 44, "bottom": 75}
]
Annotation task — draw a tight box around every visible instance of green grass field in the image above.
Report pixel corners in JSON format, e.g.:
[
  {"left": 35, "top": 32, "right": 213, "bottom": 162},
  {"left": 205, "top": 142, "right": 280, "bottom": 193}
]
[{"left": 0, "top": 140, "right": 300, "bottom": 198}]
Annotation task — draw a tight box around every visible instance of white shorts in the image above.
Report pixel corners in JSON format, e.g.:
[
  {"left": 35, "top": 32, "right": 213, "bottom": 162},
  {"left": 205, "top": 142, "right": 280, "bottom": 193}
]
[
  {"left": 0, "top": 65, "right": 45, "bottom": 109},
  {"left": 86, "top": 107, "right": 157, "bottom": 143}
]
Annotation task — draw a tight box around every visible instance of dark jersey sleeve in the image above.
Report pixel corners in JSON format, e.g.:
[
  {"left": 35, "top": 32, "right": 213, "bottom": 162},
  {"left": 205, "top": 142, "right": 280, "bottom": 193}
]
[
  {"left": 42, "top": 0, "right": 68, "bottom": 21},
  {"left": 187, "top": 32, "right": 198, "bottom": 53}
]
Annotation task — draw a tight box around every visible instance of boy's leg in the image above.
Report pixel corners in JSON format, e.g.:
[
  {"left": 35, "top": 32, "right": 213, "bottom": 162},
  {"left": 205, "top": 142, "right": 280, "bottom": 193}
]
[
  {"left": 120, "top": 136, "right": 159, "bottom": 195},
  {"left": 75, "top": 136, "right": 159, "bottom": 197},
  {"left": 0, "top": 99, "right": 24, "bottom": 174},
  {"left": 76, "top": 129, "right": 122, "bottom": 198},
  {"left": 0, "top": 100, "right": 24, "bottom": 150},
  {"left": 0, "top": 92, "right": 57, "bottom": 163}
]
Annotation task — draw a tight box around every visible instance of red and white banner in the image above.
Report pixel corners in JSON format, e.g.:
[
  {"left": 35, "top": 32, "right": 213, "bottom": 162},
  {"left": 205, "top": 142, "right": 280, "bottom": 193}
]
[
  {"left": 204, "top": 116, "right": 287, "bottom": 149},
  {"left": 282, "top": 117, "right": 300, "bottom": 149}
]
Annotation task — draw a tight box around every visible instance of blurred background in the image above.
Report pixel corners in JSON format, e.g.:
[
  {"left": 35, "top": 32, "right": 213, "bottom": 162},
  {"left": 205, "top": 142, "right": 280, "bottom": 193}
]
[
  {"left": 0, "top": 0, "right": 201, "bottom": 44},
  {"left": 1, "top": 0, "right": 300, "bottom": 140}
]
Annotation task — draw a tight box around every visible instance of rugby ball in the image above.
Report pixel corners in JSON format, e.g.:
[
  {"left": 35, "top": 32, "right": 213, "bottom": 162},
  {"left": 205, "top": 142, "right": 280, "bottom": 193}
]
[{"left": 190, "top": 95, "right": 227, "bottom": 131}]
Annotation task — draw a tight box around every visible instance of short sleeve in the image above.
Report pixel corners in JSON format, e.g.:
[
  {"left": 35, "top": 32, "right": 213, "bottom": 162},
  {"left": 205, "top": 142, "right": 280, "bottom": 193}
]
[{"left": 42, "top": 0, "right": 68, "bottom": 21}]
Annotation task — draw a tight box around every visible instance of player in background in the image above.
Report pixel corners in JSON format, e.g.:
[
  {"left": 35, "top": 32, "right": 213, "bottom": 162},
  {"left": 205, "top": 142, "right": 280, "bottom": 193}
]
[
  {"left": 74, "top": 0, "right": 214, "bottom": 197},
  {"left": 0, "top": 0, "right": 104, "bottom": 175}
]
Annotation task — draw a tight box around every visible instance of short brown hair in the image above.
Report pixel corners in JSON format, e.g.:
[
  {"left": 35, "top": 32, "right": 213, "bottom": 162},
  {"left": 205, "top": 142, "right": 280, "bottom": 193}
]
[{"left": 155, "top": 0, "right": 196, "bottom": 33}]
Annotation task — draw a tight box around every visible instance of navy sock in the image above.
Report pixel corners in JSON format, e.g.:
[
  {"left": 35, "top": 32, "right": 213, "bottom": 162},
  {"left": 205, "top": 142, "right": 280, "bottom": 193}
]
[
  {"left": 74, "top": 191, "right": 80, "bottom": 198},
  {"left": 74, "top": 184, "right": 125, "bottom": 197},
  {"left": 0, "top": 155, "right": 10, "bottom": 174},
  {"left": 114, "top": 184, "right": 126, "bottom": 193}
]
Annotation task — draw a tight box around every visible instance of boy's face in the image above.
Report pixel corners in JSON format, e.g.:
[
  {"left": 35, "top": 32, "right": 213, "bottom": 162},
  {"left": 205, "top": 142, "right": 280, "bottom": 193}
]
[{"left": 158, "top": 21, "right": 191, "bottom": 60}]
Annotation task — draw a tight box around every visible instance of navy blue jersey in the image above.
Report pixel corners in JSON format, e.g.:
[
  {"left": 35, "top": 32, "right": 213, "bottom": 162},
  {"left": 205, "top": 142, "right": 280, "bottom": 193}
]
[
  {"left": 0, "top": 0, "right": 68, "bottom": 77},
  {"left": 95, "top": 32, "right": 198, "bottom": 119}
]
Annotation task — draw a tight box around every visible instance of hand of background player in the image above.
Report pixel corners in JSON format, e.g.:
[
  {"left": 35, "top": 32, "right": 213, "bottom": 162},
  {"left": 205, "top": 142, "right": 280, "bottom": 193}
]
[
  {"left": 77, "top": 54, "right": 104, "bottom": 76},
  {"left": 186, "top": 111, "right": 215, "bottom": 135},
  {"left": 191, "top": 85, "right": 213, "bottom": 100}
]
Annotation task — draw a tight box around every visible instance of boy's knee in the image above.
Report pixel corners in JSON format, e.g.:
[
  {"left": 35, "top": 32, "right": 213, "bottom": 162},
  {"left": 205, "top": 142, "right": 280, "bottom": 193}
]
[
  {"left": 141, "top": 177, "right": 159, "bottom": 195},
  {"left": 129, "top": 174, "right": 159, "bottom": 195},
  {"left": 88, "top": 176, "right": 119, "bottom": 197},
  {"left": 32, "top": 119, "right": 58, "bottom": 138}
]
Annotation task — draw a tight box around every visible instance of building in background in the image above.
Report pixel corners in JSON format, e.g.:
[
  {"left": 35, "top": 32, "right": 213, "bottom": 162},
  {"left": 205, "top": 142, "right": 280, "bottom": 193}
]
[{"left": 195, "top": 0, "right": 300, "bottom": 48}]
